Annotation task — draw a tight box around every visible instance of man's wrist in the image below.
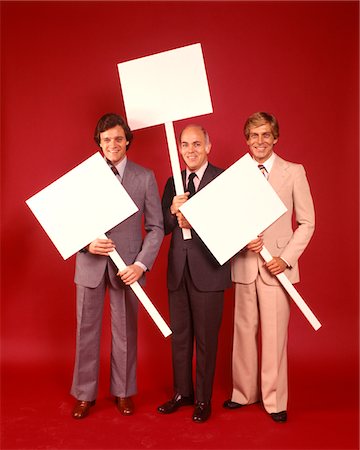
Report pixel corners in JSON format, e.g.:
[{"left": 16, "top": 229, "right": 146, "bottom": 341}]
[
  {"left": 280, "top": 257, "right": 291, "bottom": 268},
  {"left": 134, "top": 261, "right": 147, "bottom": 272}
]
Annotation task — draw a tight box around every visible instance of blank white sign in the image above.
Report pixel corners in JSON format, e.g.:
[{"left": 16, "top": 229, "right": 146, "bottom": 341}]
[
  {"left": 118, "top": 43, "right": 213, "bottom": 130},
  {"left": 26, "top": 153, "right": 138, "bottom": 260},
  {"left": 179, "top": 154, "right": 288, "bottom": 265}
]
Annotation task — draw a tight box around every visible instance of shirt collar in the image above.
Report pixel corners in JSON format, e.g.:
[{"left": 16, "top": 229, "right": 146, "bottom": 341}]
[
  {"left": 186, "top": 161, "right": 208, "bottom": 182},
  {"left": 113, "top": 156, "right": 127, "bottom": 179},
  {"left": 254, "top": 152, "right": 276, "bottom": 173}
]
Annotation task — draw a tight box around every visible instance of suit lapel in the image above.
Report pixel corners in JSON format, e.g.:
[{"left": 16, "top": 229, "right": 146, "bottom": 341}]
[
  {"left": 122, "top": 160, "right": 138, "bottom": 189},
  {"left": 182, "top": 170, "right": 186, "bottom": 190},
  {"left": 198, "top": 164, "right": 216, "bottom": 191},
  {"left": 268, "top": 156, "right": 288, "bottom": 191},
  {"left": 181, "top": 163, "right": 217, "bottom": 193}
]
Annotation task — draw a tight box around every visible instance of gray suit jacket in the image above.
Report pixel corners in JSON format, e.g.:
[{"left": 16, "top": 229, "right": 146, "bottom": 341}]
[
  {"left": 231, "top": 154, "right": 315, "bottom": 285},
  {"left": 162, "top": 163, "right": 231, "bottom": 292},
  {"left": 75, "top": 159, "right": 164, "bottom": 288}
]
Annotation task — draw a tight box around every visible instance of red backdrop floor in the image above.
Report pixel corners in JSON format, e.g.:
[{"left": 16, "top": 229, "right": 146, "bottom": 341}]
[{"left": 2, "top": 359, "right": 358, "bottom": 450}]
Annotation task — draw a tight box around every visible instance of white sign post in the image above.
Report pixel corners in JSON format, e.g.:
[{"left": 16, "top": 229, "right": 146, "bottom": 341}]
[
  {"left": 118, "top": 43, "right": 213, "bottom": 240},
  {"left": 26, "top": 152, "right": 172, "bottom": 338},
  {"left": 179, "top": 154, "right": 321, "bottom": 331}
]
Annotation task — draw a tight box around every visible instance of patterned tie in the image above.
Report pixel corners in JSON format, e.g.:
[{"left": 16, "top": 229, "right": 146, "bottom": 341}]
[
  {"left": 110, "top": 165, "right": 120, "bottom": 177},
  {"left": 258, "top": 164, "right": 268, "bottom": 179},
  {"left": 106, "top": 159, "right": 122, "bottom": 181},
  {"left": 187, "top": 172, "right": 197, "bottom": 197}
]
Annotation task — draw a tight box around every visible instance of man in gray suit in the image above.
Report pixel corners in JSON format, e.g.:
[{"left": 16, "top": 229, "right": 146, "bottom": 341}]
[
  {"left": 223, "top": 112, "right": 315, "bottom": 423},
  {"left": 157, "top": 125, "right": 231, "bottom": 423},
  {"left": 71, "top": 113, "right": 164, "bottom": 419}
]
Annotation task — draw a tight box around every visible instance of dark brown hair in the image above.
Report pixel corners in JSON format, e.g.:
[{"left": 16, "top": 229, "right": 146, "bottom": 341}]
[{"left": 94, "top": 113, "right": 133, "bottom": 150}]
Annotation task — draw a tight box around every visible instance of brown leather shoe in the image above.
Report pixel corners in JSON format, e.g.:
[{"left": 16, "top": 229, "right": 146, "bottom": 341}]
[
  {"left": 72, "top": 400, "right": 96, "bottom": 419},
  {"left": 115, "top": 396, "right": 134, "bottom": 415}
]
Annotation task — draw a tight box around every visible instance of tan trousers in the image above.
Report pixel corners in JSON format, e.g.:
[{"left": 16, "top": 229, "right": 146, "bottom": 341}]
[{"left": 231, "top": 277, "right": 290, "bottom": 413}]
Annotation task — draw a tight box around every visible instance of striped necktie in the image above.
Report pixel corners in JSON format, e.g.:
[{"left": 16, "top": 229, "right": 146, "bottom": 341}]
[
  {"left": 107, "top": 160, "right": 122, "bottom": 182},
  {"left": 258, "top": 164, "right": 268, "bottom": 179},
  {"left": 110, "top": 165, "right": 120, "bottom": 177}
]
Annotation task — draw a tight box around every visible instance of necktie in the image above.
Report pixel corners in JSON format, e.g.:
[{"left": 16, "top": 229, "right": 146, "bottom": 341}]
[
  {"left": 106, "top": 158, "right": 119, "bottom": 176},
  {"left": 187, "top": 172, "right": 197, "bottom": 197},
  {"left": 258, "top": 164, "right": 268, "bottom": 179},
  {"left": 110, "top": 165, "right": 120, "bottom": 177},
  {"left": 107, "top": 160, "right": 122, "bottom": 181}
]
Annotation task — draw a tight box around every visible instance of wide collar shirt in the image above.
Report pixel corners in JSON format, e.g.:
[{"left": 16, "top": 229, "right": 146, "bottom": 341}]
[
  {"left": 185, "top": 161, "right": 208, "bottom": 192},
  {"left": 255, "top": 152, "right": 276, "bottom": 175},
  {"left": 113, "top": 156, "right": 127, "bottom": 181}
]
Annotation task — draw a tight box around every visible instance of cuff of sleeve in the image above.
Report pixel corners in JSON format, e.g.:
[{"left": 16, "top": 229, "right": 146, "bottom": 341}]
[
  {"left": 134, "top": 261, "right": 147, "bottom": 272},
  {"left": 280, "top": 257, "right": 291, "bottom": 268}
]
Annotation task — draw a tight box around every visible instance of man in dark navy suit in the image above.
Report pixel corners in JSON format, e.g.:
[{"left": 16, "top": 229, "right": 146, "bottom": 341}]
[{"left": 158, "top": 125, "right": 231, "bottom": 423}]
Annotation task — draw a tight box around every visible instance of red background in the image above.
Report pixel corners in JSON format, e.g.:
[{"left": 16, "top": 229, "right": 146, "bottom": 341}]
[{"left": 1, "top": 1, "right": 359, "bottom": 449}]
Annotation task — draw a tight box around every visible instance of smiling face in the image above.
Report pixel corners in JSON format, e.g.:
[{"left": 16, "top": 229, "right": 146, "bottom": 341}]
[
  {"left": 179, "top": 125, "right": 211, "bottom": 172},
  {"left": 246, "top": 122, "right": 278, "bottom": 163},
  {"left": 99, "top": 125, "right": 129, "bottom": 164}
]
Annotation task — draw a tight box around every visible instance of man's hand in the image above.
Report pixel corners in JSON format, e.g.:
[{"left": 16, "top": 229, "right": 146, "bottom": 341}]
[
  {"left": 170, "top": 193, "right": 190, "bottom": 215},
  {"left": 265, "top": 257, "right": 287, "bottom": 275},
  {"left": 176, "top": 211, "right": 192, "bottom": 229},
  {"left": 246, "top": 235, "right": 264, "bottom": 253},
  {"left": 117, "top": 264, "right": 144, "bottom": 285},
  {"left": 88, "top": 238, "right": 115, "bottom": 256}
]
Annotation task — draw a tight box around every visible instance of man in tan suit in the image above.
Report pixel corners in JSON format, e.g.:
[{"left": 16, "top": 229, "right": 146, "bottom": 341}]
[{"left": 223, "top": 112, "right": 315, "bottom": 422}]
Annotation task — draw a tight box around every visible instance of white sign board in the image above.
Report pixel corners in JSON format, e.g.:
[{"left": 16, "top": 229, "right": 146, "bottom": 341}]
[
  {"left": 26, "top": 153, "right": 138, "bottom": 260},
  {"left": 180, "top": 153, "right": 287, "bottom": 265},
  {"left": 117, "top": 43, "right": 213, "bottom": 130},
  {"left": 25, "top": 152, "right": 172, "bottom": 337},
  {"left": 179, "top": 153, "right": 321, "bottom": 331}
]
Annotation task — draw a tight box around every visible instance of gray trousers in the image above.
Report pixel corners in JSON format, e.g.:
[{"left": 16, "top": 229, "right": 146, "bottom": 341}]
[{"left": 71, "top": 272, "right": 138, "bottom": 401}]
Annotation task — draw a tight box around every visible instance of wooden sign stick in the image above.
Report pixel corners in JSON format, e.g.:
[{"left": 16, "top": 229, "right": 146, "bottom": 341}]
[
  {"left": 260, "top": 246, "right": 321, "bottom": 330},
  {"left": 99, "top": 233, "right": 172, "bottom": 337},
  {"left": 165, "top": 121, "right": 192, "bottom": 240}
]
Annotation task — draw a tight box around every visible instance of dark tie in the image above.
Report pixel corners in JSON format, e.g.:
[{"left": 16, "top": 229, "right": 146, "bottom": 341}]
[
  {"left": 258, "top": 164, "right": 268, "bottom": 179},
  {"left": 106, "top": 159, "right": 121, "bottom": 179},
  {"left": 110, "top": 165, "right": 120, "bottom": 176},
  {"left": 187, "top": 172, "right": 197, "bottom": 197}
]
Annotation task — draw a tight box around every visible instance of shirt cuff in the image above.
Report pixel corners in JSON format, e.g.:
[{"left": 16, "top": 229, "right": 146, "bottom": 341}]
[
  {"left": 280, "top": 257, "right": 291, "bottom": 268},
  {"left": 134, "top": 261, "right": 147, "bottom": 272}
]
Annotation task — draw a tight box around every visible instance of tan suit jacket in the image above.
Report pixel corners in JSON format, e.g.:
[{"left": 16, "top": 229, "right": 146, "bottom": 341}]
[{"left": 231, "top": 154, "right": 315, "bottom": 285}]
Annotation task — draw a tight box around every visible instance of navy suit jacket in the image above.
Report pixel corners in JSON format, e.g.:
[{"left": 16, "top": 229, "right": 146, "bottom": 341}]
[{"left": 162, "top": 163, "right": 231, "bottom": 292}]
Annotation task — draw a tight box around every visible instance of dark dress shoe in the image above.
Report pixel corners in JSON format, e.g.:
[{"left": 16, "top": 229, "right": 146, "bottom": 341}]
[
  {"left": 192, "top": 402, "right": 211, "bottom": 423},
  {"left": 115, "top": 397, "right": 134, "bottom": 415},
  {"left": 72, "top": 400, "right": 96, "bottom": 419},
  {"left": 157, "top": 393, "right": 194, "bottom": 414},
  {"left": 223, "top": 399, "right": 243, "bottom": 409},
  {"left": 270, "top": 411, "right": 287, "bottom": 422}
]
